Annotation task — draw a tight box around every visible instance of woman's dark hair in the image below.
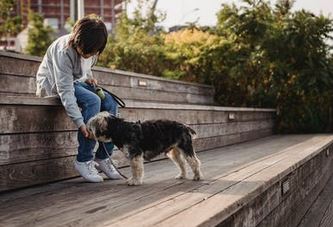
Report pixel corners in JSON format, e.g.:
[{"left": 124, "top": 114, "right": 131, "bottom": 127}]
[{"left": 68, "top": 14, "right": 108, "bottom": 55}]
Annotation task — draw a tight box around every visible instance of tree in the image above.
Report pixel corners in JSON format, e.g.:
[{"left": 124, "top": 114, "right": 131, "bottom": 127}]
[
  {"left": 98, "top": 0, "right": 167, "bottom": 75},
  {"left": 25, "top": 11, "right": 54, "bottom": 56},
  {"left": 213, "top": 0, "right": 333, "bottom": 132},
  {"left": 0, "top": 0, "right": 22, "bottom": 49}
]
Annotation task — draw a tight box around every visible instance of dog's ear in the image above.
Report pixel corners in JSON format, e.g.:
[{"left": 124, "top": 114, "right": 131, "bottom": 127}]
[{"left": 104, "top": 114, "right": 124, "bottom": 136}]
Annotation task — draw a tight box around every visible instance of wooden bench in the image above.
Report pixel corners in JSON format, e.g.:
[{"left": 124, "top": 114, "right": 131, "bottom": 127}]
[
  {"left": 0, "top": 51, "right": 215, "bottom": 105},
  {"left": 0, "top": 51, "right": 276, "bottom": 192}
]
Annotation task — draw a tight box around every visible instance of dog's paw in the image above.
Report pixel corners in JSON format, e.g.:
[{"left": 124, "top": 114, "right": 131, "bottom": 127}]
[
  {"left": 127, "top": 178, "right": 143, "bottom": 186},
  {"left": 175, "top": 174, "right": 186, "bottom": 179},
  {"left": 192, "top": 174, "right": 202, "bottom": 181}
]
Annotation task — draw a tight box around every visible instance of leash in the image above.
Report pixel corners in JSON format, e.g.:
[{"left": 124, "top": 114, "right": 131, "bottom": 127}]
[
  {"left": 91, "top": 83, "right": 127, "bottom": 179},
  {"left": 101, "top": 87, "right": 126, "bottom": 108},
  {"left": 101, "top": 143, "right": 128, "bottom": 179},
  {"left": 92, "top": 84, "right": 126, "bottom": 108}
]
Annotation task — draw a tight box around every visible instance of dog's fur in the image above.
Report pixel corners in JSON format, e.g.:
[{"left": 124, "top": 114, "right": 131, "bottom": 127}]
[{"left": 86, "top": 111, "right": 203, "bottom": 185}]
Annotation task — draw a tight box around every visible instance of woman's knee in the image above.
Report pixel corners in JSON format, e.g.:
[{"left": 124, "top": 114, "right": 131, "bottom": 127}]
[
  {"left": 79, "top": 93, "right": 101, "bottom": 113},
  {"left": 87, "top": 94, "right": 101, "bottom": 111},
  {"left": 101, "top": 94, "right": 118, "bottom": 114},
  {"left": 74, "top": 83, "right": 101, "bottom": 108}
]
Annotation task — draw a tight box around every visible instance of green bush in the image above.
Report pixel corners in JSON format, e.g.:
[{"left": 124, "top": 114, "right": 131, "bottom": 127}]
[{"left": 211, "top": 0, "right": 333, "bottom": 132}]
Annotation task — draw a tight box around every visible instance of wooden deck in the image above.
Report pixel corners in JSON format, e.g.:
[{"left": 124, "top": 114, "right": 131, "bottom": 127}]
[{"left": 1, "top": 135, "right": 333, "bottom": 227}]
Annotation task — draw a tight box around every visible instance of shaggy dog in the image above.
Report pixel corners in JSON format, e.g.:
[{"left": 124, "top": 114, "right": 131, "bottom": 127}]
[{"left": 86, "top": 111, "right": 203, "bottom": 186}]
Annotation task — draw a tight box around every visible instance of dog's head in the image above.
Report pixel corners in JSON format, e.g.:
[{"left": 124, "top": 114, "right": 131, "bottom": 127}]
[{"left": 86, "top": 111, "right": 119, "bottom": 142}]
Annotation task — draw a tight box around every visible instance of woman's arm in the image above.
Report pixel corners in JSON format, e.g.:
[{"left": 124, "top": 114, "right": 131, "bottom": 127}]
[{"left": 52, "top": 49, "right": 85, "bottom": 129}]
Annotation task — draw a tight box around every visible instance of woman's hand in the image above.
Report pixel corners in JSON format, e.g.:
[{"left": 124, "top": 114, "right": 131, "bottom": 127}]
[
  {"left": 85, "top": 78, "right": 98, "bottom": 86},
  {"left": 79, "top": 125, "right": 90, "bottom": 138}
]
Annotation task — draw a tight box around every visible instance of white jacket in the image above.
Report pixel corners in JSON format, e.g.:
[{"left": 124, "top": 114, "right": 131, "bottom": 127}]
[{"left": 36, "top": 34, "right": 97, "bottom": 128}]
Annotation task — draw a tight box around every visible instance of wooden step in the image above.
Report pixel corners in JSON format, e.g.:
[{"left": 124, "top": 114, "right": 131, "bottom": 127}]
[
  {"left": 0, "top": 135, "right": 332, "bottom": 226},
  {"left": 0, "top": 51, "right": 215, "bottom": 105},
  {"left": 0, "top": 94, "right": 275, "bottom": 192}
]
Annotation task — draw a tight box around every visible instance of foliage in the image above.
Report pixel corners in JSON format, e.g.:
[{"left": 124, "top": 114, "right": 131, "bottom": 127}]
[
  {"left": 98, "top": 0, "right": 167, "bottom": 76},
  {"left": 0, "top": 0, "right": 22, "bottom": 48},
  {"left": 162, "top": 28, "right": 219, "bottom": 81},
  {"left": 99, "top": 30, "right": 167, "bottom": 76},
  {"left": 212, "top": 0, "right": 333, "bottom": 132},
  {"left": 25, "top": 11, "right": 54, "bottom": 56}
]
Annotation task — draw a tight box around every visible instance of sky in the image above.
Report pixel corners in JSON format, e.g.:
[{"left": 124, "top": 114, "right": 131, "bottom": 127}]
[{"left": 127, "top": 0, "right": 333, "bottom": 28}]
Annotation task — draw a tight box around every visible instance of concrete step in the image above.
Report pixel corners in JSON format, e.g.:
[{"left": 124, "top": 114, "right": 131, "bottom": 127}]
[
  {"left": 0, "top": 135, "right": 332, "bottom": 227},
  {"left": 0, "top": 94, "right": 275, "bottom": 192},
  {"left": 0, "top": 51, "right": 215, "bottom": 105}
]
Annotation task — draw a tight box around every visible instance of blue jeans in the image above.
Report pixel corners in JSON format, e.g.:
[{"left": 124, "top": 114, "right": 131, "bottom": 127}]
[{"left": 74, "top": 81, "right": 118, "bottom": 162}]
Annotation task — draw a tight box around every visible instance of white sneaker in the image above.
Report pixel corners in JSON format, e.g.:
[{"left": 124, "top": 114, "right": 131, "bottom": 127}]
[
  {"left": 95, "top": 158, "right": 122, "bottom": 180},
  {"left": 74, "top": 160, "right": 104, "bottom": 183}
]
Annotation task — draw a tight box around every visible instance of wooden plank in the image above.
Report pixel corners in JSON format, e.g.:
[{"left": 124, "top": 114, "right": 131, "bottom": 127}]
[
  {"left": 0, "top": 131, "right": 78, "bottom": 165},
  {"left": 0, "top": 95, "right": 61, "bottom": 105},
  {"left": 0, "top": 52, "right": 215, "bottom": 105},
  {"left": 0, "top": 53, "right": 214, "bottom": 96},
  {"left": 0, "top": 74, "right": 214, "bottom": 104},
  {"left": 94, "top": 66, "right": 213, "bottom": 90},
  {"left": 0, "top": 104, "right": 274, "bottom": 134},
  {"left": 0, "top": 52, "right": 214, "bottom": 93},
  {"left": 320, "top": 198, "right": 333, "bottom": 227},
  {"left": 0, "top": 105, "right": 75, "bottom": 134},
  {"left": 193, "top": 128, "right": 273, "bottom": 151},
  {"left": 153, "top": 136, "right": 333, "bottom": 227},
  {"left": 93, "top": 70, "right": 214, "bottom": 95},
  {"left": 298, "top": 172, "right": 333, "bottom": 227},
  {"left": 101, "top": 85, "right": 214, "bottom": 105},
  {"left": 121, "top": 108, "right": 274, "bottom": 125},
  {"left": 0, "top": 55, "right": 39, "bottom": 76},
  {"left": 122, "top": 102, "right": 276, "bottom": 112},
  {"left": 191, "top": 120, "right": 273, "bottom": 138},
  {"left": 0, "top": 127, "right": 273, "bottom": 168},
  {"left": 0, "top": 135, "right": 315, "bottom": 226},
  {"left": 122, "top": 108, "right": 228, "bottom": 124},
  {"left": 257, "top": 147, "right": 333, "bottom": 227},
  {"left": 0, "top": 94, "right": 275, "bottom": 113},
  {"left": 0, "top": 156, "right": 77, "bottom": 191},
  {"left": 0, "top": 74, "right": 36, "bottom": 94}
]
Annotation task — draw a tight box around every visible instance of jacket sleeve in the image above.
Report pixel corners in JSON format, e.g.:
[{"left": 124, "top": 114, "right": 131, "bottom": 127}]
[{"left": 53, "top": 50, "right": 85, "bottom": 128}]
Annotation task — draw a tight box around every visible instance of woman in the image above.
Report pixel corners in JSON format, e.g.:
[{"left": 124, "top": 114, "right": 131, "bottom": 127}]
[{"left": 36, "top": 14, "right": 121, "bottom": 183}]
